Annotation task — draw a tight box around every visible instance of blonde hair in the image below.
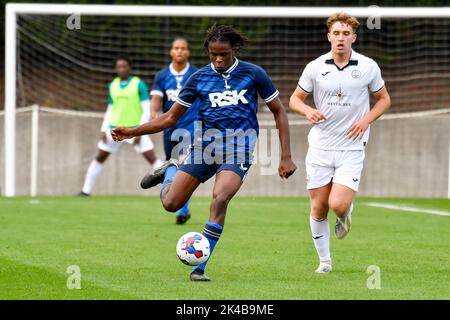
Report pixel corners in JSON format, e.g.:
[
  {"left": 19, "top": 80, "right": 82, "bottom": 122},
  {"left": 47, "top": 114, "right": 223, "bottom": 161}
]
[{"left": 327, "top": 12, "right": 360, "bottom": 33}]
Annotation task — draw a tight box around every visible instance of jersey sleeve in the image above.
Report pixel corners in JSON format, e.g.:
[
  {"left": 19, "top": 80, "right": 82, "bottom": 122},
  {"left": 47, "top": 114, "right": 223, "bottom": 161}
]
[
  {"left": 107, "top": 82, "right": 113, "bottom": 104},
  {"left": 176, "top": 72, "right": 199, "bottom": 108},
  {"left": 150, "top": 72, "right": 164, "bottom": 97},
  {"left": 138, "top": 80, "right": 150, "bottom": 102},
  {"left": 298, "top": 61, "right": 316, "bottom": 93},
  {"left": 254, "top": 66, "right": 279, "bottom": 103},
  {"left": 368, "top": 61, "right": 385, "bottom": 93}
]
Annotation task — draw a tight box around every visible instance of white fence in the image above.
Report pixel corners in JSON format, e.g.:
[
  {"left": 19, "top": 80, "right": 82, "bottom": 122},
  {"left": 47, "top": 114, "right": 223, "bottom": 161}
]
[{"left": 1, "top": 107, "right": 449, "bottom": 197}]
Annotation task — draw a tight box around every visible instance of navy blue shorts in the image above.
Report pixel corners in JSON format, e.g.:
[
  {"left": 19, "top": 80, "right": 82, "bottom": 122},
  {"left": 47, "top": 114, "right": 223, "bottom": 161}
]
[{"left": 179, "top": 146, "right": 252, "bottom": 183}]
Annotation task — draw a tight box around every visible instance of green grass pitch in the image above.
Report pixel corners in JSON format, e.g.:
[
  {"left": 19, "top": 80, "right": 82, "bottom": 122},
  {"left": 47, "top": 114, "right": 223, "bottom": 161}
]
[{"left": 0, "top": 196, "right": 449, "bottom": 299}]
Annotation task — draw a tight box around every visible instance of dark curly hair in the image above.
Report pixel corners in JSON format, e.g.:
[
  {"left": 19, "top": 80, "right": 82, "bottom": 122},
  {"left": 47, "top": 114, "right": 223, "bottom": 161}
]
[{"left": 203, "top": 24, "right": 249, "bottom": 51}]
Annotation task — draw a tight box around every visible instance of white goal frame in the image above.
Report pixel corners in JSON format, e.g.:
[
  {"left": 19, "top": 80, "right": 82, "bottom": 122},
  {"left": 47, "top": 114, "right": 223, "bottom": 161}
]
[{"left": 4, "top": 3, "right": 450, "bottom": 197}]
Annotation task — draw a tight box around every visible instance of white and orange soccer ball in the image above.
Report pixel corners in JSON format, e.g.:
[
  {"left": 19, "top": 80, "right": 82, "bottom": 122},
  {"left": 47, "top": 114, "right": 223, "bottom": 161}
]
[{"left": 176, "top": 232, "right": 210, "bottom": 266}]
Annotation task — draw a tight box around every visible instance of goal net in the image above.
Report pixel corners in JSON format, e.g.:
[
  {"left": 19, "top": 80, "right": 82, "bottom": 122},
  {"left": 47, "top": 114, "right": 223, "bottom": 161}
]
[
  {"left": 15, "top": 12, "right": 450, "bottom": 113},
  {"left": 2, "top": 5, "right": 450, "bottom": 197}
]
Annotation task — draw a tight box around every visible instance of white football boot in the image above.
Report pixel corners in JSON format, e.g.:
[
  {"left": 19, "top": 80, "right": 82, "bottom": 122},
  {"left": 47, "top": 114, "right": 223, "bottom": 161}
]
[{"left": 315, "top": 260, "right": 332, "bottom": 273}]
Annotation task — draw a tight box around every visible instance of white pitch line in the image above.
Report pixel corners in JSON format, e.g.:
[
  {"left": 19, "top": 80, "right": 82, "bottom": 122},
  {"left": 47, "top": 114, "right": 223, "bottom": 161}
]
[{"left": 364, "top": 202, "right": 450, "bottom": 217}]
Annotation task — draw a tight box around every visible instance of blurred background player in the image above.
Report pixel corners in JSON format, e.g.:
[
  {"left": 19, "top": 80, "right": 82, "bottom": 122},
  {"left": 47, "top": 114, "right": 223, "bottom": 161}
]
[
  {"left": 150, "top": 38, "right": 199, "bottom": 224},
  {"left": 112, "top": 25, "right": 297, "bottom": 281},
  {"left": 289, "top": 12, "right": 391, "bottom": 273},
  {"left": 79, "top": 57, "right": 163, "bottom": 196}
]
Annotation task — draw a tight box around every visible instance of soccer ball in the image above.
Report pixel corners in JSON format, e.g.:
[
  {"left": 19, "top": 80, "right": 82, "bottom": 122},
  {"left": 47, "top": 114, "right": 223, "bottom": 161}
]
[{"left": 176, "top": 232, "right": 210, "bottom": 266}]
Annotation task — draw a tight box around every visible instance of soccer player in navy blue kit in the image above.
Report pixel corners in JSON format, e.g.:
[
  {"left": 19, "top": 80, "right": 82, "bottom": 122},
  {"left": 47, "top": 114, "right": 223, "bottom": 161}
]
[
  {"left": 150, "top": 38, "right": 199, "bottom": 225},
  {"left": 112, "top": 25, "right": 297, "bottom": 281}
]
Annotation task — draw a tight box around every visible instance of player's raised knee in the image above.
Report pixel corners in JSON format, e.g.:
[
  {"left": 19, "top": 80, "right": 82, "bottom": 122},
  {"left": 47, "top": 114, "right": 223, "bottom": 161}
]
[
  {"left": 162, "top": 197, "right": 183, "bottom": 212},
  {"left": 328, "top": 199, "right": 349, "bottom": 216}
]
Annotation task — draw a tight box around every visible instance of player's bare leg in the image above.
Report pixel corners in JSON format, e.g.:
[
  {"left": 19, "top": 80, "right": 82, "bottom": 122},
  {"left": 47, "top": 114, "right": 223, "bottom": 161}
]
[
  {"left": 209, "top": 170, "right": 242, "bottom": 225},
  {"left": 309, "top": 182, "right": 333, "bottom": 273},
  {"left": 309, "top": 182, "right": 332, "bottom": 221},
  {"left": 329, "top": 183, "right": 356, "bottom": 240},
  {"left": 96, "top": 149, "right": 110, "bottom": 164},
  {"left": 79, "top": 149, "right": 110, "bottom": 196},
  {"left": 190, "top": 170, "right": 243, "bottom": 281},
  {"left": 160, "top": 170, "right": 201, "bottom": 212}
]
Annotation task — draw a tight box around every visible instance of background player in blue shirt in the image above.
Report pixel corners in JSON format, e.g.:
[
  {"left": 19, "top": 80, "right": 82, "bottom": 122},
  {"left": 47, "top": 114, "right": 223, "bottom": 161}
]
[
  {"left": 112, "top": 25, "right": 297, "bottom": 281},
  {"left": 150, "top": 38, "right": 199, "bottom": 225}
]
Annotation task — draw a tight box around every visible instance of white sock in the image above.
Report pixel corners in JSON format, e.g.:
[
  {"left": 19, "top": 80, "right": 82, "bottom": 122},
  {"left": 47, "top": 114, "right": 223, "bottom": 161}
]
[
  {"left": 82, "top": 160, "right": 104, "bottom": 194},
  {"left": 310, "top": 216, "right": 331, "bottom": 263},
  {"left": 153, "top": 159, "right": 164, "bottom": 169}
]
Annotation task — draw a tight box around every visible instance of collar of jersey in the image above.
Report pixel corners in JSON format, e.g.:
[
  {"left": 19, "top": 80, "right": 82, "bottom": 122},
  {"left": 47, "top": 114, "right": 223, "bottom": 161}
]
[
  {"left": 325, "top": 50, "right": 359, "bottom": 70},
  {"left": 119, "top": 76, "right": 133, "bottom": 86},
  {"left": 210, "top": 57, "right": 239, "bottom": 75},
  {"left": 169, "top": 63, "right": 190, "bottom": 76}
]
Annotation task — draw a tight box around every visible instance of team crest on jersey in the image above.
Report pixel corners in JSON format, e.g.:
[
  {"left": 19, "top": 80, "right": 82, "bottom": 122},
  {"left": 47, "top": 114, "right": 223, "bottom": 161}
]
[
  {"left": 209, "top": 90, "right": 248, "bottom": 107},
  {"left": 351, "top": 70, "right": 361, "bottom": 79},
  {"left": 166, "top": 89, "right": 181, "bottom": 102}
]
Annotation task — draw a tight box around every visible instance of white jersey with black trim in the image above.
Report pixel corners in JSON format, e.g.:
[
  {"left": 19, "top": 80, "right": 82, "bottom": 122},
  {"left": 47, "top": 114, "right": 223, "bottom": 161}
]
[{"left": 298, "top": 50, "right": 385, "bottom": 150}]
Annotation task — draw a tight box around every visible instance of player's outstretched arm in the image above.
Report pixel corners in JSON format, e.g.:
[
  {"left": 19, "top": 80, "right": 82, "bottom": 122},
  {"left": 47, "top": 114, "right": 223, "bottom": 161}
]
[
  {"left": 346, "top": 87, "right": 391, "bottom": 140},
  {"left": 150, "top": 95, "right": 163, "bottom": 120},
  {"left": 266, "top": 97, "right": 297, "bottom": 179},
  {"left": 289, "top": 87, "right": 326, "bottom": 124},
  {"left": 111, "top": 102, "right": 186, "bottom": 141}
]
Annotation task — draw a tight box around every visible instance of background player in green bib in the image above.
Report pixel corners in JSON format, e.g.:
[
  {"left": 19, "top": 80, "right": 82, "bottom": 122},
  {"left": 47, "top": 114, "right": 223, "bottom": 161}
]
[{"left": 79, "top": 57, "right": 163, "bottom": 196}]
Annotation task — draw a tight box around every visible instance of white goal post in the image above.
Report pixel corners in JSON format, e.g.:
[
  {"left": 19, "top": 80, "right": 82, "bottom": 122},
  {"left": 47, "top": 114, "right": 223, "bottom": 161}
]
[{"left": 4, "top": 4, "right": 450, "bottom": 197}]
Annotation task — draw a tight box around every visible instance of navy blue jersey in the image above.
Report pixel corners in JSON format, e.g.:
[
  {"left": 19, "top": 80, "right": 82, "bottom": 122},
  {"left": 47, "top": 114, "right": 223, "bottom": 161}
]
[
  {"left": 151, "top": 63, "right": 199, "bottom": 135},
  {"left": 176, "top": 58, "right": 279, "bottom": 162}
]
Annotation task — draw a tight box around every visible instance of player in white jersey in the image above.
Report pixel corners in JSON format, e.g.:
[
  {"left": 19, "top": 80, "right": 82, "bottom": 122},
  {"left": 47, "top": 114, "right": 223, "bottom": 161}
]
[{"left": 289, "top": 12, "right": 391, "bottom": 273}]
